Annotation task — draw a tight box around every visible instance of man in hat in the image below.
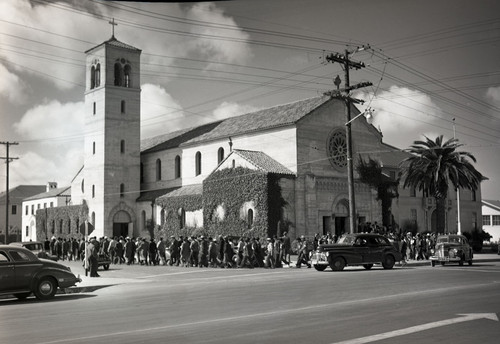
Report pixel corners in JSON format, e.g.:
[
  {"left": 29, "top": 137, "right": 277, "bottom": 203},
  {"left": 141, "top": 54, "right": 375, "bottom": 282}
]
[{"left": 169, "top": 235, "right": 180, "bottom": 266}]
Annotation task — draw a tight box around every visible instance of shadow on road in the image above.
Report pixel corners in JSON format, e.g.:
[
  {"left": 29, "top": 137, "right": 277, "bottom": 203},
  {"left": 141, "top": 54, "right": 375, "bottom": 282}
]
[{"left": 0, "top": 293, "right": 97, "bottom": 306}]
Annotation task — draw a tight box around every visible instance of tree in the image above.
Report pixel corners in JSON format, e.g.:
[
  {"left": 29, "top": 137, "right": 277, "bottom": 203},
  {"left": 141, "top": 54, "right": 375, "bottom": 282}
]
[
  {"left": 399, "top": 135, "right": 483, "bottom": 233},
  {"left": 356, "top": 156, "right": 399, "bottom": 228}
]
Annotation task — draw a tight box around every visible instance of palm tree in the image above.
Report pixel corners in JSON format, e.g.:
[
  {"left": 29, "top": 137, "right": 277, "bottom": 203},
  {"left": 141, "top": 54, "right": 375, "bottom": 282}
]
[{"left": 399, "top": 135, "right": 483, "bottom": 233}]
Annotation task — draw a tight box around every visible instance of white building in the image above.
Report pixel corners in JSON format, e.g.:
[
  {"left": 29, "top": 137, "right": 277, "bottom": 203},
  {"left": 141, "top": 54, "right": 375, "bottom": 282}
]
[
  {"left": 482, "top": 200, "right": 500, "bottom": 242},
  {"left": 21, "top": 183, "right": 71, "bottom": 241}
]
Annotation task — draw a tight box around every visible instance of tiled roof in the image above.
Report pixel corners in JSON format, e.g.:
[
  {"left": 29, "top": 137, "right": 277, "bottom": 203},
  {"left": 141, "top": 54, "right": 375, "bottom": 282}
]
[
  {"left": 182, "top": 96, "right": 330, "bottom": 146},
  {"left": 158, "top": 184, "right": 203, "bottom": 200},
  {"left": 0, "top": 185, "right": 46, "bottom": 202},
  {"left": 140, "top": 96, "right": 331, "bottom": 152},
  {"left": 85, "top": 36, "right": 141, "bottom": 53},
  {"left": 483, "top": 200, "right": 500, "bottom": 211},
  {"left": 24, "top": 186, "right": 71, "bottom": 201},
  {"left": 137, "top": 187, "right": 180, "bottom": 202},
  {"left": 232, "top": 149, "right": 295, "bottom": 175},
  {"left": 378, "top": 143, "right": 412, "bottom": 168}
]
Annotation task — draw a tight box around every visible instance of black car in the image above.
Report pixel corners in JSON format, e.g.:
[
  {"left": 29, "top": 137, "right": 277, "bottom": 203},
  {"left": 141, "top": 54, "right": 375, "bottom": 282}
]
[
  {"left": 0, "top": 245, "right": 81, "bottom": 300},
  {"left": 9, "top": 241, "right": 58, "bottom": 261},
  {"left": 311, "top": 233, "right": 402, "bottom": 271}
]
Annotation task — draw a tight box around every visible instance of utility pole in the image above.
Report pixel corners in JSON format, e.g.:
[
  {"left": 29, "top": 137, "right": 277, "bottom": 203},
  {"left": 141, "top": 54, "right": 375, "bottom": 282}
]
[
  {"left": 0, "top": 141, "right": 19, "bottom": 244},
  {"left": 324, "top": 48, "right": 372, "bottom": 234},
  {"left": 452, "top": 119, "right": 462, "bottom": 234}
]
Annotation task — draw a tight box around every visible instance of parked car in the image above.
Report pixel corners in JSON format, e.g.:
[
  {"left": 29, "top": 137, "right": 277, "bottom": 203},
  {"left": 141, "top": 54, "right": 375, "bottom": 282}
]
[
  {"left": 311, "top": 233, "right": 402, "bottom": 271},
  {"left": 9, "top": 241, "right": 58, "bottom": 261},
  {"left": 430, "top": 234, "right": 473, "bottom": 266},
  {"left": 0, "top": 245, "right": 81, "bottom": 300}
]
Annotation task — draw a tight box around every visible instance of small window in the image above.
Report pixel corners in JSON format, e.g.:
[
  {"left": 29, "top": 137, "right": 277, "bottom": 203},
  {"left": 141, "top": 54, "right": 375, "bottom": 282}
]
[
  {"left": 25, "top": 205, "right": 28, "bottom": 215},
  {"left": 156, "top": 159, "right": 162, "bottom": 181},
  {"left": 67, "top": 219, "right": 71, "bottom": 234},
  {"left": 120, "top": 183, "right": 125, "bottom": 198},
  {"left": 410, "top": 187, "right": 416, "bottom": 197},
  {"left": 160, "top": 209, "right": 165, "bottom": 226},
  {"left": 217, "top": 147, "right": 224, "bottom": 164},
  {"left": 471, "top": 189, "right": 476, "bottom": 201},
  {"left": 120, "top": 140, "right": 125, "bottom": 154},
  {"left": 175, "top": 155, "right": 181, "bottom": 179},
  {"left": 124, "top": 64, "right": 131, "bottom": 87},
  {"left": 59, "top": 219, "right": 63, "bottom": 234},
  {"left": 92, "top": 185, "right": 95, "bottom": 198},
  {"left": 93, "top": 142, "right": 96, "bottom": 155},
  {"left": 483, "top": 215, "right": 491, "bottom": 226},
  {"left": 81, "top": 179, "right": 85, "bottom": 193},
  {"left": 31, "top": 205, "right": 34, "bottom": 215},
  {"left": 25, "top": 226, "right": 29, "bottom": 237},
  {"left": 195, "top": 151, "right": 202, "bottom": 176},
  {"left": 492, "top": 215, "right": 500, "bottom": 226},
  {"left": 90, "top": 66, "right": 96, "bottom": 89},
  {"left": 179, "top": 208, "right": 186, "bottom": 229},
  {"left": 93, "top": 102, "right": 96, "bottom": 115},
  {"left": 95, "top": 64, "right": 101, "bottom": 87},
  {"left": 50, "top": 202, "right": 53, "bottom": 207},
  {"left": 121, "top": 100, "right": 126, "bottom": 114},
  {"left": 11, "top": 205, "right": 17, "bottom": 215},
  {"left": 140, "top": 163, "right": 144, "bottom": 183},
  {"left": 247, "top": 209, "right": 254, "bottom": 229}
]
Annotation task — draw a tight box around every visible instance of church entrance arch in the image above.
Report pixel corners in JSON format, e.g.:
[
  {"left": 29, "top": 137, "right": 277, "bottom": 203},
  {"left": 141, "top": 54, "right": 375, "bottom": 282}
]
[
  {"left": 332, "top": 198, "right": 349, "bottom": 238},
  {"left": 113, "top": 210, "right": 131, "bottom": 238}
]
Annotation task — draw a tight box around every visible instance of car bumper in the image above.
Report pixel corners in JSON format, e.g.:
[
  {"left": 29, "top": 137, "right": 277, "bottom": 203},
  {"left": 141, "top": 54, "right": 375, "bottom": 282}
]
[
  {"left": 311, "top": 252, "right": 329, "bottom": 266},
  {"left": 429, "top": 256, "right": 461, "bottom": 262}
]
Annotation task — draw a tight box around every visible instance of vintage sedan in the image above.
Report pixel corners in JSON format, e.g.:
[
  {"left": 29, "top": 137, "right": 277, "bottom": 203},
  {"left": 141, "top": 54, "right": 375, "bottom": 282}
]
[
  {"left": 0, "top": 245, "right": 81, "bottom": 300},
  {"left": 10, "top": 241, "right": 58, "bottom": 261},
  {"left": 311, "top": 233, "right": 402, "bottom": 271},
  {"left": 430, "top": 234, "right": 473, "bottom": 266}
]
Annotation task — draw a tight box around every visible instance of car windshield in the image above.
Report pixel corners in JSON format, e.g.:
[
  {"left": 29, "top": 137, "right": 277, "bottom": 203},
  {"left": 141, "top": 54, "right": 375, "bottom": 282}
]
[
  {"left": 24, "top": 243, "right": 43, "bottom": 252},
  {"left": 337, "top": 235, "right": 355, "bottom": 245},
  {"left": 437, "top": 236, "right": 462, "bottom": 244}
]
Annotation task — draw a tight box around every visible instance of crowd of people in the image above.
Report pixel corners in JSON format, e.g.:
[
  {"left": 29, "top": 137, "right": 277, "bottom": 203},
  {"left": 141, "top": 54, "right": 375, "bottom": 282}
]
[{"left": 43, "top": 227, "right": 437, "bottom": 277}]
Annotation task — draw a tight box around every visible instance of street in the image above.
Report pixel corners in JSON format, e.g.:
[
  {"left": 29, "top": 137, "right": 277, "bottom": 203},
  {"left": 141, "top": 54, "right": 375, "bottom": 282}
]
[{"left": 1, "top": 260, "right": 499, "bottom": 344}]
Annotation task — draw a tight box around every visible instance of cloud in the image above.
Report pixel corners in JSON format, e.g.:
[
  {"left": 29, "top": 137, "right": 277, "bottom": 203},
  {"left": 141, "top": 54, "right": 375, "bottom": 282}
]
[
  {"left": 141, "top": 83, "right": 186, "bottom": 138},
  {"left": 0, "top": 63, "right": 26, "bottom": 103},
  {"left": 486, "top": 86, "right": 500, "bottom": 104},
  {"left": 183, "top": 2, "right": 253, "bottom": 67},
  {"left": 13, "top": 99, "right": 84, "bottom": 140},
  {"left": 212, "top": 101, "right": 260, "bottom": 120},
  {"left": 355, "top": 85, "right": 445, "bottom": 148}
]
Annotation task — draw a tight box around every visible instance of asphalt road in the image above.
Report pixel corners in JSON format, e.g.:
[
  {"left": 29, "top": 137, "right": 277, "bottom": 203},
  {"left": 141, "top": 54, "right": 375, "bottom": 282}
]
[{"left": 1, "top": 262, "right": 499, "bottom": 344}]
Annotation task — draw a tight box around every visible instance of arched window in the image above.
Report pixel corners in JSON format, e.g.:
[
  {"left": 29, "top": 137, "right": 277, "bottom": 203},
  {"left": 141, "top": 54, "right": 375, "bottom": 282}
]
[
  {"left": 92, "top": 185, "right": 95, "bottom": 198},
  {"left": 93, "top": 102, "right": 96, "bottom": 115},
  {"left": 90, "top": 66, "right": 96, "bottom": 89},
  {"left": 140, "top": 163, "right": 144, "bottom": 183},
  {"left": 59, "top": 219, "right": 63, "bottom": 234},
  {"left": 124, "top": 64, "right": 131, "bottom": 87},
  {"left": 160, "top": 209, "right": 165, "bottom": 226},
  {"left": 179, "top": 208, "right": 186, "bottom": 229},
  {"left": 175, "top": 155, "right": 181, "bottom": 179},
  {"left": 114, "top": 63, "right": 123, "bottom": 86},
  {"left": 195, "top": 151, "right": 202, "bottom": 176},
  {"left": 95, "top": 63, "right": 101, "bottom": 87},
  {"left": 67, "top": 219, "right": 71, "bottom": 234},
  {"left": 156, "top": 159, "right": 162, "bottom": 181},
  {"left": 51, "top": 220, "right": 55, "bottom": 234},
  {"left": 247, "top": 209, "right": 254, "bottom": 229},
  {"left": 217, "top": 147, "right": 224, "bottom": 164},
  {"left": 141, "top": 210, "right": 146, "bottom": 231},
  {"left": 81, "top": 179, "right": 84, "bottom": 193},
  {"left": 121, "top": 100, "right": 126, "bottom": 114},
  {"left": 120, "top": 183, "right": 125, "bottom": 198},
  {"left": 120, "top": 140, "right": 125, "bottom": 154},
  {"left": 76, "top": 219, "right": 79, "bottom": 234}
]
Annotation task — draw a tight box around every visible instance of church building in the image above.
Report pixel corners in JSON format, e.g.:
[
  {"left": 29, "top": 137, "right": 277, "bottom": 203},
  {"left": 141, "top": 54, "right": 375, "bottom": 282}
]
[{"left": 25, "top": 34, "right": 483, "bottom": 242}]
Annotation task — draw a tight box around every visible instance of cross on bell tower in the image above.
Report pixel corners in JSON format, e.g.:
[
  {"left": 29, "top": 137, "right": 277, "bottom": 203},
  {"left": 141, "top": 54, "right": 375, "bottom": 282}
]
[{"left": 109, "top": 18, "right": 118, "bottom": 38}]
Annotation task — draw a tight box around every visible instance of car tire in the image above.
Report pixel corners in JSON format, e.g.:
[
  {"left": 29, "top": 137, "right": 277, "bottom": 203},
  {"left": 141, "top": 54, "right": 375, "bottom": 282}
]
[
  {"left": 34, "top": 277, "right": 57, "bottom": 300},
  {"left": 382, "top": 255, "right": 395, "bottom": 269},
  {"left": 313, "top": 264, "right": 327, "bottom": 271},
  {"left": 459, "top": 256, "right": 464, "bottom": 266},
  {"left": 330, "top": 257, "right": 346, "bottom": 271},
  {"left": 363, "top": 264, "right": 373, "bottom": 270},
  {"left": 14, "top": 292, "right": 31, "bottom": 300},
  {"left": 431, "top": 260, "right": 436, "bottom": 267}
]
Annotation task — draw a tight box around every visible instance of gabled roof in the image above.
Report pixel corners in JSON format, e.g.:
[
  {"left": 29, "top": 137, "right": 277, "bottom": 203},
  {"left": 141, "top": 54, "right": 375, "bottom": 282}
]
[
  {"left": 0, "top": 185, "right": 46, "bottom": 202},
  {"left": 377, "top": 142, "right": 412, "bottom": 168},
  {"left": 141, "top": 96, "right": 332, "bottom": 152},
  {"left": 231, "top": 149, "right": 295, "bottom": 175},
  {"left": 482, "top": 200, "right": 500, "bottom": 211},
  {"left": 24, "top": 186, "right": 71, "bottom": 201},
  {"left": 85, "top": 36, "right": 141, "bottom": 54}
]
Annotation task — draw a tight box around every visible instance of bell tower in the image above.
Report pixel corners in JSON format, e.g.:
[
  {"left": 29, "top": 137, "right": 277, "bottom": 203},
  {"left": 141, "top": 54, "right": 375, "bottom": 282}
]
[{"left": 83, "top": 31, "right": 141, "bottom": 238}]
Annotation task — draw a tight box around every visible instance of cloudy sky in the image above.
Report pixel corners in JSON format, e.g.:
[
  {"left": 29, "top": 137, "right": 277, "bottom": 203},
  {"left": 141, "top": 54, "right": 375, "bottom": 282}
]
[{"left": 1, "top": 0, "right": 500, "bottom": 200}]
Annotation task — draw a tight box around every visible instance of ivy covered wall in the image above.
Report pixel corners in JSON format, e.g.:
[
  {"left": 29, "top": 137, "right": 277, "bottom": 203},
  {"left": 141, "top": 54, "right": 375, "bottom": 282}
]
[
  {"left": 202, "top": 167, "right": 288, "bottom": 239},
  {"left": 155, "top": 194, "right": 203, "bottom": 239},
  {"left": 35, "top": 203, "right": 88, "bottom": 240}
]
